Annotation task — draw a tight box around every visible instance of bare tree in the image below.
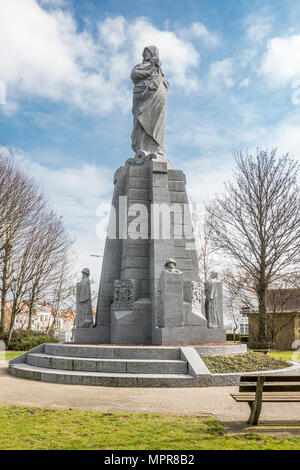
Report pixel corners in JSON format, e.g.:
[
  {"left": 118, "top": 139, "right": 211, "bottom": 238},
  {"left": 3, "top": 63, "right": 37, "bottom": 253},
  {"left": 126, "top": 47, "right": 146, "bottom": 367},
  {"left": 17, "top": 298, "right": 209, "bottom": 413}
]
[
  {"left": 46, "top": 259, "right": 75, "bottom": 335},
  {"left": 0, "top": 149, "right": 44, "bottom": 334},
  {"left": 207, "top": 149, "right": 300, "bottom": 346},
  {"left": 0, "top": 147, "right": 75, "bottom": 344},
  {"left": 221, "top": 268, "right": 257, "bottom": 341},
  {"left": 192, "top": 207, "right": 218, "bottom": 281},
  {"left": 25, "top": 211, "right": 72, "bottom": 330}
]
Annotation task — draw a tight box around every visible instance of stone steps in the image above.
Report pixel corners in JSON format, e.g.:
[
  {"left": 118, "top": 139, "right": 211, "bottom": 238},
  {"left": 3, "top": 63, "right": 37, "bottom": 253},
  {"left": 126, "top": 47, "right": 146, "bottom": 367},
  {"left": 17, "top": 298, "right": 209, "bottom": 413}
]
[
  {"left": 9, "top": 343, "right": 197, "bottom": 387},
  {"left": 44, "top": 343, "right": 181, "bottom": 360},
  {"left": 27, "top": 353, "right": 188, "bottom": 374},
  {"left": 10, "top": 363, "right": 195, "bottom": 387},
  {"left": 9, "top": 343, "right": 215, "bottom": 387}
]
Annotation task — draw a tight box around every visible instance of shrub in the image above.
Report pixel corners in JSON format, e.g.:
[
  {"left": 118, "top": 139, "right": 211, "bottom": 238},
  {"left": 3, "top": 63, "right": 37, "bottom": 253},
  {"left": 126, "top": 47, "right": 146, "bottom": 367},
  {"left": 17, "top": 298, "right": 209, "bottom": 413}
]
[
  {"left": 0, "top": 330, "right": 60, "bottom": 351},
  {"left": 226, "top": 333, "right": 249, "bottom": 342},
  {"left": 240, "top": 336, "right": 249, "bottom": 343}
]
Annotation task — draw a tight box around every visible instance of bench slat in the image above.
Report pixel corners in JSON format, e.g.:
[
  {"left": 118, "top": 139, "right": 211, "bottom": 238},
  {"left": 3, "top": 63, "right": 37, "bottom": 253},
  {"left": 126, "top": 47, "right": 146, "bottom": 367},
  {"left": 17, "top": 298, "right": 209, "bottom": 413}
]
[
  {"left": 240, "top": 375, "right": 300, "bottom": 383},
  {"left": 231, "top": 393, "right": 300, "bottom": 403},
  {"left": 240, "top": 384, "right": 300, "bottom": 393}
]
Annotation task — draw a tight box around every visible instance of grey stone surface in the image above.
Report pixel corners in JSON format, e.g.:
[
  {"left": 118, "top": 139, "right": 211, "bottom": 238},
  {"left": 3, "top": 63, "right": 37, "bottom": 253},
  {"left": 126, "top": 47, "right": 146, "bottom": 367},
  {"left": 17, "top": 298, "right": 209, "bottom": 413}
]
[
  {"left": 158, "top": 269, "right": 184, "bottom": 328},
  {"left": 9, "top": 344, "right": 45, "bottom": 365},
  {"left": 195, "top": 344, "right": 247, "bottom": 356},
  {"left": 210, "top": 362, "right": 300, "bottom": 387},
  {"left": 16, "top": 343, "right": 300, "bottom": 388},
  {"left": 180, "top": 347, "right": 211, "bottom": 378},
  {"left": 9, "top": 363, "right": 196, "bottom": 387},
  {"left": 26, "top": 353, "right": 187, "bottom": 374}
]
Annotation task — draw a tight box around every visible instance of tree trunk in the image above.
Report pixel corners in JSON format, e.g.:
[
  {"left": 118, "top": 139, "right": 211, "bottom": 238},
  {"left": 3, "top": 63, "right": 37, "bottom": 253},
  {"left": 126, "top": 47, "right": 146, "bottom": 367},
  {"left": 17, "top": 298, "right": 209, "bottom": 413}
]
[
  {"left": 0, "top": 247, "right": 10, "bottom": 334},
  {"left": 7, "top": 304, "right": 16, "bottom": 347},
  {"left": 27, "top": 297, "right": 35, "bottom": 330},
  {"left": 257, "top": 284, "right": 267, "bottom": 346}
]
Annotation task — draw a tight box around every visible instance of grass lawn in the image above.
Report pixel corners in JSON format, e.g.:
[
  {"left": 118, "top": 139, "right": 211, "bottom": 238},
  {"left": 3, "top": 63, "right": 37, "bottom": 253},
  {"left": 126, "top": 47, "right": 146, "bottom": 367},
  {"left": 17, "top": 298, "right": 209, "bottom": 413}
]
[
  {"left": 3, "top": 351, "right": 24, "bottom": 361},
  {"left": 269, "top": 351, "right": 300, "bottom": 363},
  {"left": 202, "top": 352, "right": 290, "bottom": 374},
  {"left": 0, "top": 406, "right": 300, "bottom": 450}
]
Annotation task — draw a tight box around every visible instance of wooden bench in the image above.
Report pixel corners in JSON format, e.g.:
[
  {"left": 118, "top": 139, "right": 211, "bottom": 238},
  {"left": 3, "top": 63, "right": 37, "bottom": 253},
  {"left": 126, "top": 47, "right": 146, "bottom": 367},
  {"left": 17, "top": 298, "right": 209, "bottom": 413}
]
[
  {"left": 231, "top": 375, "right": 300, "bottom": 425},
  {"left": 252, "top": 348, "right": 270, "bottom": 355}
]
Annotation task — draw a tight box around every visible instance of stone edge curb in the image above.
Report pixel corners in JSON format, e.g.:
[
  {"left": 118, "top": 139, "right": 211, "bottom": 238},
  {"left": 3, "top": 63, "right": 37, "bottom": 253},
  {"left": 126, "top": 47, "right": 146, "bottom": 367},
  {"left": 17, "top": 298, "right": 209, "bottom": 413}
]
[
  {"left": 9, "top": 343, "right": 45, "bottom": 366},
  {"left": 211, "top": 361, "right": 300, "bottom": 386}
]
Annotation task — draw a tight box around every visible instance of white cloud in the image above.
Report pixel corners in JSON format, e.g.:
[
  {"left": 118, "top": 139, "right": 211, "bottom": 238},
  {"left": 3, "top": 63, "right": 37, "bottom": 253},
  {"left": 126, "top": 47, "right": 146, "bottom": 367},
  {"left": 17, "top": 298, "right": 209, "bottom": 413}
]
[
  {"left": 239, "top": 48, "right": 257, "bottom": 68},
  {"left": 260, "top": 34, "right": 300, "bottom": 87},
  {"left": 245, "top": 14, "right": 273, "bottom": 43},
  {"left": 0, "top": 1, "right": 201, "bottom": 114},
  {"left": 239, "top": 78, "right": 251, "bottom": 88},
  {"left": 179, "top": 22, "right": 219, "bottom": 47},
  {"left": 209, "top": 59, "right": 234, "bottom": 89},
  {"left": 39, "top": 0, "right": 67, "bottom": 6},
  {"left": 126, "top": 18, "right": 200, "bottom": 90},
  {"left": 1, "top": 101, "right": 19, "bottom": 117},
  {"left": 271, "top": 122, "right": 300, "bottom": 160},
  {"left": 98, "top": 16, "right": 127, "bottom": 51},
  {"left": 14, "top": 150, "right": 114, "bottom": 284}
]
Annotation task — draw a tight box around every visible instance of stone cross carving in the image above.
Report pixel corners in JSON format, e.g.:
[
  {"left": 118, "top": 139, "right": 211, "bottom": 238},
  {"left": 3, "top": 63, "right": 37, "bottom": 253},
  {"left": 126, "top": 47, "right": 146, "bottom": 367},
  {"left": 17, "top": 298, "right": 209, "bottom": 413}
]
[
  {"left": 131, "top": 46, "right": 169, "bottom": 158},
  {"left": 204, "top": 272, "right": 224, "bottom": 329},
  {"left": 76, "top": 268, "right": 93, "bottom": 328}
]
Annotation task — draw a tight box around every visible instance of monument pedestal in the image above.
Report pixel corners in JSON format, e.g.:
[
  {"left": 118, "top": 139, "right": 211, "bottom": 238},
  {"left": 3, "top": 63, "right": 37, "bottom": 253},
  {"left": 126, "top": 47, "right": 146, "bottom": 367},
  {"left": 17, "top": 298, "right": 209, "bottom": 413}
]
[{"left": 75, "top": 156, "right": 226, "bottom": 345}]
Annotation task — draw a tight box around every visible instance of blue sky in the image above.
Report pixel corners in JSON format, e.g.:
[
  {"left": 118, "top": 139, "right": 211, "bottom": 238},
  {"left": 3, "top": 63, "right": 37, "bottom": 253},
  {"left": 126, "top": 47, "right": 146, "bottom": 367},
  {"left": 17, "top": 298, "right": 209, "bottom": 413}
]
[{"left": 1, "top": 0, "right": 300, "bottom": 282}]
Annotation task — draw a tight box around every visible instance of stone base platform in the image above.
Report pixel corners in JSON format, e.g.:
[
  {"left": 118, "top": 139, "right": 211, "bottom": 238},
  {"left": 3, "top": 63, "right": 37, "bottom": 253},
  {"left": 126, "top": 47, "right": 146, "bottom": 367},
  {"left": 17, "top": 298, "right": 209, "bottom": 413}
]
[{"left": 9, "top": 343, "right": 247, "bottom": 388}]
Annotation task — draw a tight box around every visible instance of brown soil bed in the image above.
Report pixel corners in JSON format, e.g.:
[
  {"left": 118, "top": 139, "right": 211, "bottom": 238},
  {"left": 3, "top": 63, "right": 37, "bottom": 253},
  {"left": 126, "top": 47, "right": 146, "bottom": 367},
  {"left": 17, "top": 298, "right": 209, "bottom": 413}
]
[{"left": 202, "top": 352, "right": 291, "bottom": 374}]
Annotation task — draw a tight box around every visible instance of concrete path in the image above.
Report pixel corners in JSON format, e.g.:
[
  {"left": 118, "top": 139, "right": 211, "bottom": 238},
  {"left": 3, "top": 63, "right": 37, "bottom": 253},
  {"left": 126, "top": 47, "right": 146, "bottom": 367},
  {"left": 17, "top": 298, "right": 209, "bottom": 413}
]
[{"left": 1, "top": 362, "right": 300, "bottom": 436}]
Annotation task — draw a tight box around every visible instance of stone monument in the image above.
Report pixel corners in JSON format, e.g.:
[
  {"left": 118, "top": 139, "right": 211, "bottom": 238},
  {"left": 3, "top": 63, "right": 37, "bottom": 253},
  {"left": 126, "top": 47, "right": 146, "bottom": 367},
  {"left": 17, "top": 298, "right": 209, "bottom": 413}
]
[{"left": 74, "top": 46, "right": 226, "bottom": 345}]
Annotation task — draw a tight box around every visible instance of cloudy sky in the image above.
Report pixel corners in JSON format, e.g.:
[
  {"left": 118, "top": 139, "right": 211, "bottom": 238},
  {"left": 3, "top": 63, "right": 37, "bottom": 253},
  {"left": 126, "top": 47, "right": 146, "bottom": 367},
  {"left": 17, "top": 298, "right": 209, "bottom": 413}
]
[{"left": 1, "top": 0, "right": 300, "bottom": 283}]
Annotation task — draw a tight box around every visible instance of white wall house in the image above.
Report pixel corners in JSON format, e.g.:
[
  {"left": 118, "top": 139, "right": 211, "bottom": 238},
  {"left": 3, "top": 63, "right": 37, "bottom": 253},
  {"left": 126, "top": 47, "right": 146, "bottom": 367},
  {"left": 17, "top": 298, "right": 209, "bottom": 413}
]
[{"left": 8, "top": 302, "right": 75, "bottom": 340}]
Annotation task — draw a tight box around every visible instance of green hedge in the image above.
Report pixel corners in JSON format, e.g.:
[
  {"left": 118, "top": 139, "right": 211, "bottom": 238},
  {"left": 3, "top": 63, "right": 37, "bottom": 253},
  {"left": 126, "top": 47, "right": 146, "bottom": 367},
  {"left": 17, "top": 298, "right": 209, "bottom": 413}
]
[
  {"left": 0, "top": 330, "right": 60, "bottom": 351},
  {"left": 226, "top": 333, "right": 249, "bottom": 343}
]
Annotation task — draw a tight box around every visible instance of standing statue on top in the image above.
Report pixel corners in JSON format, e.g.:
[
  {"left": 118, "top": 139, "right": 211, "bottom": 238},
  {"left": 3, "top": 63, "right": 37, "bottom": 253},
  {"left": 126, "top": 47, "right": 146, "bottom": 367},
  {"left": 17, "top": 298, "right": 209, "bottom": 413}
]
[
  {"left": 76, "top": 268, "right": 94, "bottom": 328},
  {"left": 131, "top": 46, "right": 169, "bottom": 158}
]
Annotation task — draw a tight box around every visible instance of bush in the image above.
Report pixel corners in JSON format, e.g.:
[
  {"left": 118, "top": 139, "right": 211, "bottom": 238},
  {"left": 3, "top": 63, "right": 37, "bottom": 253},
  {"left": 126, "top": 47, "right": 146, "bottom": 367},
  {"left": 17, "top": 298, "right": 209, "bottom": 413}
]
[
  {"left": 240, "top": 335, "right": 249, "bottom": 344},
  {"left": 0, "top": 330, "right": 60, "bottom": 351},
  {"left": 226, "top": 333, "right": 249, "bottom": 342}
]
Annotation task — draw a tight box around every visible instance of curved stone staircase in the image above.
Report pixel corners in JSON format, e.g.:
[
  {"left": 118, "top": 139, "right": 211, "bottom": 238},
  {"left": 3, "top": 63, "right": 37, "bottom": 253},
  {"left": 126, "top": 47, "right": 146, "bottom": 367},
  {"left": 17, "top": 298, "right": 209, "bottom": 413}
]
[{"left": 9, "top": 343, "right": 212, "bottom": 387}]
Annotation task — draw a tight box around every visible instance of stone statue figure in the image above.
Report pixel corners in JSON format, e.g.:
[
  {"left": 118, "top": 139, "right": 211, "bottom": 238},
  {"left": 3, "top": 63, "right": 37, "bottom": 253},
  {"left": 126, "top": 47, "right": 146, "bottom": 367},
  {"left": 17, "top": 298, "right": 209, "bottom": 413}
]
[
  {"left": 164, "top": 257, "right": 182, "bottom": 274},
  {"left": 158, "top": 258, "right": 183, "bottom": 327},
  {"left": 131, "top": 46, "right": 169, "bottom": 157},
  {"left": 76, "top": 268, "right": 93, "bottom": 328},
  {"left": 204, "top": 272, "right": 224, "bottom": 329}
]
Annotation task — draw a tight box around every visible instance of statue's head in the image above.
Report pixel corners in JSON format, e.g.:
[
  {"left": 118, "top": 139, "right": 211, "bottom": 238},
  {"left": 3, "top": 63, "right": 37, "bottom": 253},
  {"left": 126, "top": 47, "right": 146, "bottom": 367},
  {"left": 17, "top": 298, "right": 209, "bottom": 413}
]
[
  {"left": 82, "top": 268, "right": 90, "bottom": 277},
  {"left": 143, "top": 45, "right": 160, "bottom": 65},
  {"left": 165, "top": 257, "right": 177, "bottom": 270}
]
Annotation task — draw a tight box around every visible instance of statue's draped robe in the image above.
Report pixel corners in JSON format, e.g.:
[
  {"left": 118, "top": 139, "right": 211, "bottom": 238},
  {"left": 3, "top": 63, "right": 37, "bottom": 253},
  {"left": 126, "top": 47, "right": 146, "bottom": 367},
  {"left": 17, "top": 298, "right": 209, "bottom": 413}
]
[
  {"left": 205, "top": 280, "right": 223, "bottom": 329},
  {"left": 76, "top": 277, "right": 93, "bottom": 328},
  {"left": 131, "top": 61, "right": 168, "bottom": 155}
]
